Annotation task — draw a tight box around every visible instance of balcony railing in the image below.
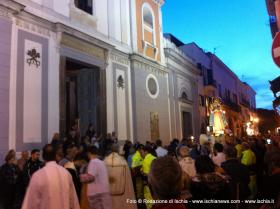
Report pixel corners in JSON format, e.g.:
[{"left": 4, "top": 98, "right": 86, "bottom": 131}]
[
  {"left": 205, "top": 79, "right": 217, "bottom": 88},
  {"left": 241, "top": 99, "right": 250, "bottom": 108},
  {"left": 222, "top": 98, "right": 241, "bottom": 112}
]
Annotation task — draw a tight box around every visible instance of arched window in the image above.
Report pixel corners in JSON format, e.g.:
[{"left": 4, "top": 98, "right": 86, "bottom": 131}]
[
  {"left": 181, "top": 92, "right": 188, "bottom": 100},
  {"left": 142, "top": 3, "right": 155, "bottom": 45},
  {"left": 143, "top": 7, "right": 153, "bottom": 28}
]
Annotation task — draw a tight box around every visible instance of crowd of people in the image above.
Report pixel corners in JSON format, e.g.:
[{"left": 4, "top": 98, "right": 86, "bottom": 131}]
[{"left": 0, "top": 123, "right": 279, "bottom": 209}]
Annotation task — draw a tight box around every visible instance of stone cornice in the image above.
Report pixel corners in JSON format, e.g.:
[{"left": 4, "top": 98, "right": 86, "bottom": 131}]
[
  {"left": 60, "top": 33, "right": 107, "bottom": 61},
  {"left": 110, "top": 50, "right": 130, "bottom": 66},
  {"left": 55, "top": 23, "right": 115, "bottom": 51},
  {"left": 164, "top": 48, "right": 200, "bottom": 76},
  {"left": 168, "top": 63, "right": 198, "bottom": 85},
  {"left": 130, "top": 53, "right": 167, "bottom": 75},
  {"left": 15, "top": 12, "right": 54, "bottom": 37},
  {"left": 0, "top": 0, "right": 25, "bottom": 14}
]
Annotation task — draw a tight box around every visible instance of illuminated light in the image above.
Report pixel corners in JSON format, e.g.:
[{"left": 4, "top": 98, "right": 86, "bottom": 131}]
[
  {"left": 207, "top": 126, "right": 210, "bottom": 132},
  {"left": 254, "top": 118, "right": 259, "bottom": 123},
  {"left": 190, "top": 136, "right": 194, "bottom": 140},
  {"left": 250, "top": 116, "right": 254, "bottom": 122}
]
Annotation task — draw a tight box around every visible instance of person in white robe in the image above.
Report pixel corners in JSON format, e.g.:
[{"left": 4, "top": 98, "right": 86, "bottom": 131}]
[
  {"left": 21, "top": 144, "right": 80, "bottom": 209},
  {"left": 178, "top": 146, "right": 196, "bottom": 178},
  {"left": 104, "top": 144, "right": 137, "bottom": 209}
]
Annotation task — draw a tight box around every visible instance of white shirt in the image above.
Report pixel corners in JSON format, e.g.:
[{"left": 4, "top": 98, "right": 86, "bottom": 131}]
[
  {"left": 212, "top": 152, "right": 226, "bottom": 167},
  {"left": 21, "top": 161, "right": 80, "bottom": 209},
  {"left": 87, "top": 158, "right": 110, "bottom": 196},
  {"left": 91, "top": 137, "right": 100, "bottom": 148},
  {"left": 156, "top": 146, "right": 168, "bottom": 157}
]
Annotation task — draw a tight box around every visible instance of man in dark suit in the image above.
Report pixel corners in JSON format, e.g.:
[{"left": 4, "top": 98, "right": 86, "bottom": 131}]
[{"left": 221, "top": 146, "right": 250, "bottom": 202}]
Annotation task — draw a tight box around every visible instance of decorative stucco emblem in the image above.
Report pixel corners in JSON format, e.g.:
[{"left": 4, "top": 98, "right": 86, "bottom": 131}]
[
  {"left": 26, "top": 48, "right": 41, "bottom": 68},
  {"left": 117, "top": 75, "right": 125, "bottom": 89}
]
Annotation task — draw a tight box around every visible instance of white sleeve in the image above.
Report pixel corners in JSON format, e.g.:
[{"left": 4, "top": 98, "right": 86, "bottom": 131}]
[
  {"left": 88, "top": 161, "right": 98, "bottom": 177},
  {"left": 21, "top": 173, "right": 42, "bottom": 209}
]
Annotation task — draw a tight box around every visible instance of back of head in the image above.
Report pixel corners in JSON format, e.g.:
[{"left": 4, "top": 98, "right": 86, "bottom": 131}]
[
  {"left": 129, "top": 147, "right": 136, "bottom": 155},
  {"left": 195, "top": 155, "right": 215, "bottom": 174},
  {"left": 65, "top": 144, "right": 78, "bottom": 157},
  {"left": 87, "top": 145, "right": 99, "bottom": 155},
  {"left": 5, "top": 150, "right": 16, "bottom": 163},
  {"left": 155, "top": 139, "right": 162, "bottom": 147},
  {"left": 214, "top": 143, "right": 223, "bottom": 153},
  {"left": 52, "top": 132, "right": 59, "bottom": 140},
  {"left": 135, "top": 143, "right": 144, "bottom": 151},
  {"left": 236, "top": 138, "right": 242, "bottom": 144},
  {"left": 111, "top": 143, "right": 120, "bottom": 153},
  {"left": 43, "top": 144, "right": 56, "bottom": 162},
  {"left": 143, "top": 145, "right": 153, "bottom": 153},
  {"left": 31, "top": 149, "right": 40, "bottom": 155},
  {"left": 242, "top": 142, "right": 250, "bottom": 150},
  {"left": 224, "top": 146, "right": 237, "bottom": 159},
  {"left": 149, "top": 156, "right": 182, "bottom": 200}
]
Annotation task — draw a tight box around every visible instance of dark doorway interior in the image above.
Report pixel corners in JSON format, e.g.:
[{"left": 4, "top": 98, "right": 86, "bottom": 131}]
[
  {"left": 63, "top": 58, "right": 101, "bottom": 137},
  {"left": 182, "top": 111, "right": 193, "bottom": 139}
]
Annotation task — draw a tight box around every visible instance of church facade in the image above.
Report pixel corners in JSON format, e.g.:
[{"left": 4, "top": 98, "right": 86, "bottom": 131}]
[{"left": 0, "top": 0, "right": 200, "bottom": 161}]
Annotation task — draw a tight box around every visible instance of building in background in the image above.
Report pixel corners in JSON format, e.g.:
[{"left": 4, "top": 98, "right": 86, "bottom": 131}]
[
  {"left": 266, "top": 0, "right": 280, "bottom": 37},
  {"left": 163, "top": 34, "right": 200, "bottom": 140},
  {"left": 257, "top": 108, "right": 280, "bottom": 135},
  {"left": 181, "top": 43, "right": 258, "bottom": 137},
  {"left": 266, "top": 0, "right": 280, "bottom": 114}
]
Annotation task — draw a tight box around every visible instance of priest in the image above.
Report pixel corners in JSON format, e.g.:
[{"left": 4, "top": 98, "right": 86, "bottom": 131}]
[{"left": 104, "top": 143, "right": 137, "bottom": 209}]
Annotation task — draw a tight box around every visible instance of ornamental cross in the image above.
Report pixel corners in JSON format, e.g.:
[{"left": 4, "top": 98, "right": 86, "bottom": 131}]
[{"left": 26, "top": 48, "right": 41, "bottom": 68}]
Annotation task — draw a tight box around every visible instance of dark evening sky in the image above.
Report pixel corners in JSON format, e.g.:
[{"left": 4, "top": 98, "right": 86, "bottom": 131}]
[{"left": 162, "top": 0, "right": 279, "bottom": 109}]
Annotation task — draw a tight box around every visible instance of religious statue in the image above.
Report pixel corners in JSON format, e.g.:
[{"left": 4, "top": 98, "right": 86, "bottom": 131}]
[{"left": 209, "top": 97, "right": 228, "bottom": 136}]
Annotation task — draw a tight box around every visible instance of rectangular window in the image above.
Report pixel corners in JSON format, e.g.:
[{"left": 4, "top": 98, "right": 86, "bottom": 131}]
[
  {"left": 74, "top": 0, "right": 93, "bottom": 15},
  {"left": 225, "top": 89, "right": 231, "bottom": 101},
  {"left": 233, "top": 93, "right": 237, "bottom": 104},
  {"left": 218, "top": 84, "right": 222, "bottom": 97},
  {"left": 207, "top": 69, "right": 214, "bottom": 85},
  {"left": 199, "top": 95, "right": 205, "bottom": 106},
  {"left": 202, "top": 68, "right": 207, "bottom": 85}
]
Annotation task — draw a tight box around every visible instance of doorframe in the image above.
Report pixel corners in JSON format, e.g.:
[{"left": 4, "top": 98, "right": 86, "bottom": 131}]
[
  {"left": 59, "top": 56, "right": 107, "bottom": 137},
  {"left": 178, "top": 102, "right": 194, "bottom": 139},
  {"left": 59, "top": 56, "right": 66, "bottom": 137}
]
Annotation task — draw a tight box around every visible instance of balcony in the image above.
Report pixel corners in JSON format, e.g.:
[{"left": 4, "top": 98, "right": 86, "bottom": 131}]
[
  {"left": 203, "top": 68, "right": 217, "bottom": 88},
  {"left": 223, "top": 98, "right": 241, "bottom": 112},
  {"left": 241, "top": 99, "right": 250, "bottom": 108},
  {"left": 205, "top": 78, "right": 217, "bottom": 88}
]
